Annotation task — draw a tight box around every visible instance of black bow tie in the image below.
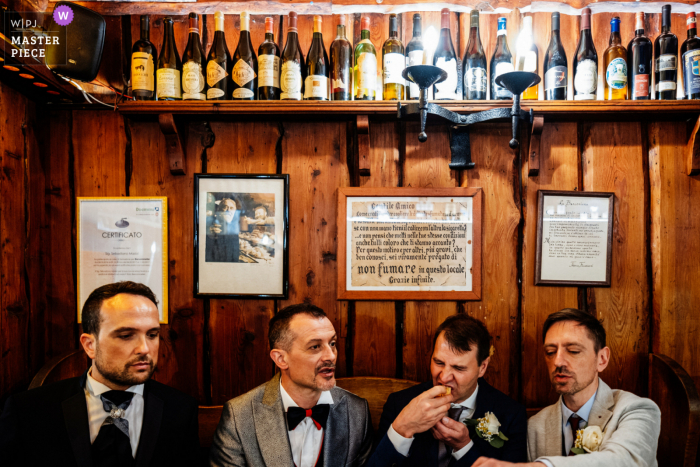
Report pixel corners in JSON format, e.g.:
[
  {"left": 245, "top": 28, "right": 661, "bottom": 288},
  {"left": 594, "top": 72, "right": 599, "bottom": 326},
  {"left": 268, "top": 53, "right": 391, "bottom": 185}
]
[{"left": 286, "top": 405, "right": 330, "bottom": 431}]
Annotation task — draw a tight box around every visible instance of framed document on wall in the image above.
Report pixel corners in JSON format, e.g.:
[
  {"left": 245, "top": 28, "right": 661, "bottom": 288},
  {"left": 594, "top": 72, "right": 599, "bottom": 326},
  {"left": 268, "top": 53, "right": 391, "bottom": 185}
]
[
  {"left": 77, "top": 197, "right": 168, "bottom": 323},
  {"left": 337, "top": 187, "right": 482, "bottom": 300},
  {"left": 194, "top": 174, "right": 289, "bottom": 299},
  {"left": 535, "top": 190, "right": 615, "bottom": 287}
]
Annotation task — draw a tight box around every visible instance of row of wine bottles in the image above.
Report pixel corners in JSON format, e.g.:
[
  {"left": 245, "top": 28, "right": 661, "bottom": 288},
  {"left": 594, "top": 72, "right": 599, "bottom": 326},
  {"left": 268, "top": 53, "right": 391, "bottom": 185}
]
[{"left": 130, "top": 6, "right": 700, "bottom": 101}]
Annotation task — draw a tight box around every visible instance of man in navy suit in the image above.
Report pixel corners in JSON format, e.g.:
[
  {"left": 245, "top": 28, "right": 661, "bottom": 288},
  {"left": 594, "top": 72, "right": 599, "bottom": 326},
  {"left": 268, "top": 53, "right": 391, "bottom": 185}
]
[{"left": 368, "top": 314, "right": 527, "bottom": 467}]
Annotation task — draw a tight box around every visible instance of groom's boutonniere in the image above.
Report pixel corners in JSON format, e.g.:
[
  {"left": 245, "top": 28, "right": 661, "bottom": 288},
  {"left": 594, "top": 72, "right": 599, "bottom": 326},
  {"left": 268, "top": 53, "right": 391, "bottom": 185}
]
[
  {"left": 570, "top": 426, "right": 603, "bottom": 455},
  {"left": 464, "top": 412, "right": 509, "bottom": 448}
]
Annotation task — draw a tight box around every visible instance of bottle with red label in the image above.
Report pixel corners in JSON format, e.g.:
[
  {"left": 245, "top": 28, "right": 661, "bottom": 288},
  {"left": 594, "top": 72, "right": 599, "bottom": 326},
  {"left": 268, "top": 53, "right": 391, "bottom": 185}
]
[
  {"left": 627, "top": 12, "right": 652, "bottom": 100},
  {"left": 681, "top": 12, "right": 700, "bottom": 99}
]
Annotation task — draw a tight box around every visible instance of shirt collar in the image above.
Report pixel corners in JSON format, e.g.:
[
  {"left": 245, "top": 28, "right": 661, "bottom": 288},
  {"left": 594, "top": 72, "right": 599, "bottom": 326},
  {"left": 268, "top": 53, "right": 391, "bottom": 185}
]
[
  {"left": 453, "top": 382, "right": 479, "bottom": 410},
  {"left": 279, "top": 379, "right": 334, "bottom": 412},
  {"left": 561, "top": 390, "right": 597, "bottom": 424},
  {"left": 86, "top": 366, "right": 145, "bottom": 397}
]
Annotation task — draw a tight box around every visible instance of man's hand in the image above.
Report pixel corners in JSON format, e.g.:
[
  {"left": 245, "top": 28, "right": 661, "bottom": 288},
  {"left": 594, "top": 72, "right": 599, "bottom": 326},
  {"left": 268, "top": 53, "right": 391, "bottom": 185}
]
[
  {"left": 472, "top": 459, "right": 546, "bottom": 467},
  {"left": 392, "top": 386, "right": 453, "bottom": 438},
  {"left": 431, "top": 416, "right": 471, "bottom": 450}
]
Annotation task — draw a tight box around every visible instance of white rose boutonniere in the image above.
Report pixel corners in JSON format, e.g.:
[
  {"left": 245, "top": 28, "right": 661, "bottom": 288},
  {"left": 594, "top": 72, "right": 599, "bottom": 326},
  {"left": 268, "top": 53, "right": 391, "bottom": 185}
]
[
  {"left": 571, "top": 426, "right": 603, "bottom": 455},
  {"left": 464, "top": 412, "right": 509, "bottom": 448}
]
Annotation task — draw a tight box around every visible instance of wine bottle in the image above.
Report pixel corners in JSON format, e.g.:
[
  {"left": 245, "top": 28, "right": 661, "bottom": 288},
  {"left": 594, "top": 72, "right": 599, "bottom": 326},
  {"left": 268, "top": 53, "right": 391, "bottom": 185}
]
[
  {"left": 281, "top": 12, "right": 304, "bottom": 100},
  {"left": 182, "top": 13, "right": 206, "bottom": 100},
  {"left": 156, "top": 17, "right": 182, "bottom": 101},
  {"left": 231, "top": 12, "right": 257, "bottom": 100},
  {"left": 603, "top": 17, "right": 628, "bottom": 100},
  {"left": 405, "top": 14, "right": 424, "bottom": 100},
  {"left": 573, "top": 7, "right": 598, "bottom": 100},
  {"left": 382, "top": 14, "right": 405, "bottom": 100},
  {"left": 305, "top": 16, "right": 329, "bottom": 100},
  {"left": 628, "top": 12, "right": 652, "bottom": 100},
  {"left": 435, "top": 8, "right": 459, "bottom": 100},
  {"left": 330, "top": 15, "right": 352, "bottom": 100},
  {"left": 354, "top": 17, "right": 377, "bottom": 100},
  {"left": 131, "top": 15, "right": 157, "bottom": 100},
  {"left": 655, "top": 4, "right": 678, "bottom": 100},
  {"left": 258, "top": 17, "right": 280, "bottom": 100},
  {"left": 462, "top": 10, "right": 486, "bottom": 100},
  {"left": 517, "top": 16, "right": 539, "bottom": 99},
  {"left": 490, "top": 17, "right": 513, "bottom": 100},
  {"left": 206, "top": 11, "right": 231, "bottom": 100},
  {"left": 681, "top": 12, "right": 700, "bottom": 99},
  {"left": 543, "top": 12, "right": 567, "bottom": 100}
]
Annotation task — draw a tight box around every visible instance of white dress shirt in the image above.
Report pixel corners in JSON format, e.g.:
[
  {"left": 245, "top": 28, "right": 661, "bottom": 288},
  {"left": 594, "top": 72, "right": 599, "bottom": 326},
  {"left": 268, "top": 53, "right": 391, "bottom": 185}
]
[
  {"left": 388, "top": 383, "right": 480, "bottom": 461},
  {"left": 85, "top": 367, "right": 145, "bottom": 458},
  {"left": 280, "top": 381, "right": 334, "bottom": 467},
  {"left": 536, "top": 390, "right": 597, "bottom": 467}
]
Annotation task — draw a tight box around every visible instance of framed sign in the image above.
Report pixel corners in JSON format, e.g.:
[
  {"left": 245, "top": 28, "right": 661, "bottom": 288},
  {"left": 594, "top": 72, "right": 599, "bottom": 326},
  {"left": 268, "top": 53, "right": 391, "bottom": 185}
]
[
  {"left": 535, "top": 190, "right": 615, "bottom": 287},
  {"left": 77, "top": 197, "right": 168, "bottom": 323},
  {"left": 194, "top": 174, "right": 289, "bottom": 299},
  {"left": 338, "top": 187, "right": 482, "bottom": 300}
]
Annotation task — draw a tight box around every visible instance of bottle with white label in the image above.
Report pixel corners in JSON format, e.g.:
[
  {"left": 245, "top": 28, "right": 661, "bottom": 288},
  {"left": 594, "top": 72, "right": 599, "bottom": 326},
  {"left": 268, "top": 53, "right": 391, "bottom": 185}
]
[
  {"left": 603, "top": 17, "right": 628, "bottom": 100},
  {"left": 517, "top": 16, "right": 539, "bottom": 99},
  {"left": 258, "top": 17, "right": 280, "bottom": 100},
  {"left": 330, "top": 15, "right": 352, "bottom": 101},
  {"left": 573, "top": 8, "right": 598, "bottom": 100},
  {"left": 434, "top": 8, "right": 459, "bottom": 100},
  {"left": 304, "top": 16, "right": 329, "bottom": 100},
  {"left": 206, "top": 12, "right": 231, "bottom": 100},
  {"left": 281, "top": 12, "right": 304, "bottom": 100},
  {"left": 405, "top": 14, "right": 424, "bottom": 100},
  {"left": 382, "top": 14, "right": 405, "bottom": 100},
  {"left": 156, "top": 17, "right": 181, "bottom": 100},
  {"left": 654, "top": 4, "right": 678, "bottom": 100},
  {"left": 354, "top": 17, "right": 377, "bottom": 100},
  {"left": 182, "top": 13, "right": 206, "bottom": 100},
  {"left": 131, "top": 15, "right": 156, "bottom": 100},
  {"left": 231, "top": 12, "right": 257, "bottom": 100},
  {"left": 462, "top": 10, "right": 486, "bottom": 100},
  {"left": 490, "top": 17, "right": 513, "bottom": 100}
]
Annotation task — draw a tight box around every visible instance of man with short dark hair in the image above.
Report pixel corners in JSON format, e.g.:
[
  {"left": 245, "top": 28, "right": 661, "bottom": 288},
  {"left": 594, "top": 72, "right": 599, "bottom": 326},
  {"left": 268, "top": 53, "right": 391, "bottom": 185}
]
[
  {"left": 368, "top": 314, "right": 527, "bottom": 467},
  {"left": 209, "top": 303, "right": 373, "bottom": 467},
  {"left": 0, "top": 281, "right": 199, "bottom": 467},
  {"left": 471, "top": 308, "right": 661, "bottom": 467}
]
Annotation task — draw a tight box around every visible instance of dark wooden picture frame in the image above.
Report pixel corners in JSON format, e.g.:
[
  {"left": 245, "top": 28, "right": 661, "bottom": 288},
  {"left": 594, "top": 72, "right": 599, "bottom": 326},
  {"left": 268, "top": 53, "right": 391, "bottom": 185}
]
[
  {"left": 337, "top": 187, "right": 482, "bottom": 300},
  {"left": 194, "top": 174, "right": 289, "bottom": 299},
  {"left": 535, "top": 190, "right": 615, "bottom": 287}
]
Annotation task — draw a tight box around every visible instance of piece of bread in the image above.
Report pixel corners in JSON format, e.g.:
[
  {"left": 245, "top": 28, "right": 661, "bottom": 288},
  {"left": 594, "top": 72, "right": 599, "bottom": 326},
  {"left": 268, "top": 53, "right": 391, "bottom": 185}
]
[{"left": 437, "top": 386, "right": 451, "bottom": 397}]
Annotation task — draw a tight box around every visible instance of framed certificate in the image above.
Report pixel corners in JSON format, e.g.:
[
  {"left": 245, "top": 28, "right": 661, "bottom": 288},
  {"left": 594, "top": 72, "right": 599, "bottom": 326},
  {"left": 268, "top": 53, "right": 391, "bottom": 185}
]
[
  {"left": 535, "top": 190, "right": 615, "bottom": 287},
  {"left": 337, "top": 187, "right": 482, "bottom": 300},
  {"left": 194, "top": 174, "right": 289, "bottom": 299},
  {"left": 77, "top": 197, "right": 168, "bottom": 323}
]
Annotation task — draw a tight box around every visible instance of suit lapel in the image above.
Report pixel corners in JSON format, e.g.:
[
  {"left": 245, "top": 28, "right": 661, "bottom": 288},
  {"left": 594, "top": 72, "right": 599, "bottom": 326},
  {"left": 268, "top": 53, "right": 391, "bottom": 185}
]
[
  {"left": 588, "top": 378, "right": 614, "bottom": 432},
  {"left": 253, "top": 374, "right": 294, "bottom": 467},
  {"left": 62, "top": 375, "right": 92, "bottom": 467},
  {"left": 135, "top": 382, "right": 164, "bottom": 467},
  {"left": 323, "top": 390, "right": 348, "bottom": 466},
  {"left": 543, "top": 397, "right": 563, "bottom": 457}
]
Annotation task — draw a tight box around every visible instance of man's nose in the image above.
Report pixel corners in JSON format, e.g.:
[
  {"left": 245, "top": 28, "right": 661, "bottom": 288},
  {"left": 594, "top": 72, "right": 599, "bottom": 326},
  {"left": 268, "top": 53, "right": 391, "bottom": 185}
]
[
  {"left": 134, "top": 336, "right": 151, "bottom": 355},
  {"left": 323, "top": 343, "right": 336, "bottom": 361},
  {"left": 553, "top": 348, "right": 568, "bottom": 369}
]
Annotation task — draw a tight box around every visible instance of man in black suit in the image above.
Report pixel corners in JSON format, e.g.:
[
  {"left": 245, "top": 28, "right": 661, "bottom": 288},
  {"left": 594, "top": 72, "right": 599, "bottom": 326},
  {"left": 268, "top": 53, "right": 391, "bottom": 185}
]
[
  {"left": 368, "top": 314, "right": 527, "bottom": 467},
  {"left": 0, "top": 281, "right": 199, "bottom": 467}
]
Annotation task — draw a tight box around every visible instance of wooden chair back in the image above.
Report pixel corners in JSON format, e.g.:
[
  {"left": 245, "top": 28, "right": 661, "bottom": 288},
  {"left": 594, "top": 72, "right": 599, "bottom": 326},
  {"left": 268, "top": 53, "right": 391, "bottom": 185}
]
[
  {"left": 649, "top": 353, "right": 700, "bottom": 467},
  {"left": 199, "top": 405, "right": 224, "bottom": 447},
  {"left": 28, "top": 349, "right": 89, "bottom": 389},
  {"left": 335, "top": 377, "right": 420, "bottom": 431}
]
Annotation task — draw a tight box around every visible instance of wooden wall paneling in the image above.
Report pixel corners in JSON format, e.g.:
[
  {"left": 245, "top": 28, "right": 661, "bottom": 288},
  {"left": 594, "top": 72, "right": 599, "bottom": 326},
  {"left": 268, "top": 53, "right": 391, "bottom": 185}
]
[
  {"left": 581, "top": 122, "right": 650, "bottom": 396},
  {"left": 352, "top": 120, "right": 400, "bottom": 378},
  {"left": 460, "top": 123, "right": 521, "bottom": 397},
  {"left": 402, "top": 123, "right": 459, "bottom": 383},
  {"left": 0, "top": 85, "right": 30, "bottom": 398},
  {"left": 280, "top": 121, "right": 351, "bottom": 376},
  {"left": 127, "top": 119, "right": 206, "bottom": 402},
  {"left": 649, "top": 121, "right": 700, "bottom": 391},
  {"left": 520, "top": 121, "right": 580, "bottom": 407},
  {"left": 206, "top": 121, "right": 279, "bottom": 404}
]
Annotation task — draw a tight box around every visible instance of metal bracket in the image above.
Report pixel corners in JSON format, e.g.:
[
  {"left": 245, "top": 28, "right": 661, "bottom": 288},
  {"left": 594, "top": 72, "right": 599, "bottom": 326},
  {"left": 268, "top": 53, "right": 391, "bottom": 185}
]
[
  {"left": 686, "top": 115, "right": 700, "bottom": 176},
  {"left": 158, "top": 113, "right": 187, "bottom": 175}
]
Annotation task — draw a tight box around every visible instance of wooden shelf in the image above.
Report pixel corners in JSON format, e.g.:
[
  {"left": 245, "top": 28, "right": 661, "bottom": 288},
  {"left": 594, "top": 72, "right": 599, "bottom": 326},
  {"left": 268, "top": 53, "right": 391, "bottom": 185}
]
[{"left": 118, "top": 100, "right": 700, "bottom": 121}]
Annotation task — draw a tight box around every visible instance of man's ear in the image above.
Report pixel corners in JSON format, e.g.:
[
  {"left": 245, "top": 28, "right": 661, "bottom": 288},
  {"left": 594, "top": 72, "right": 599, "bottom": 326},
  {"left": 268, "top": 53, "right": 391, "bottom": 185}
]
[
  {"left": 597, "top": 346, "right": 611, "bottom": 372},
  {"left": 270, "top": 348, "right": 289, "bottom": 371},
  {"left": 80, "top": 333, "right": 97, "bottom": 360},
  {"left": 478, "top": 356, "right": 490, "bottom": 378}
]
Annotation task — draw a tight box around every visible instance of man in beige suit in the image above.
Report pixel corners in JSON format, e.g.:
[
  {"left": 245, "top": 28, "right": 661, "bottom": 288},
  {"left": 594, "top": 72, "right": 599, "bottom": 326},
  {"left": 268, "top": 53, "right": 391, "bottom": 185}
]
[{"left": 472, "top": 308, "right": 661, "bottom": 467}]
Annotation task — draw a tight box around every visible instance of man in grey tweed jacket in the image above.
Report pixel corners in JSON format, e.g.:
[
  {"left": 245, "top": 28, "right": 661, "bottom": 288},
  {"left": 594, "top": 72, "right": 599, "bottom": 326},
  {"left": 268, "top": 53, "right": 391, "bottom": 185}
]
[{"left": 209, "top": 303, "right": 373, "bottom": 467}]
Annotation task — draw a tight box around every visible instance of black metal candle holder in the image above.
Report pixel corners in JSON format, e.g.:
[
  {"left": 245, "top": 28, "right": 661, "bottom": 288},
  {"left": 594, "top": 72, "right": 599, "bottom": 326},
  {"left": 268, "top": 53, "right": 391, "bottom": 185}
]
[{"left": 397, "top": 65, "right": 540, "bottom": 170}]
